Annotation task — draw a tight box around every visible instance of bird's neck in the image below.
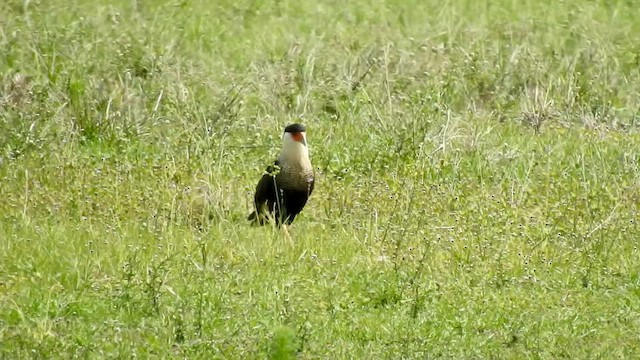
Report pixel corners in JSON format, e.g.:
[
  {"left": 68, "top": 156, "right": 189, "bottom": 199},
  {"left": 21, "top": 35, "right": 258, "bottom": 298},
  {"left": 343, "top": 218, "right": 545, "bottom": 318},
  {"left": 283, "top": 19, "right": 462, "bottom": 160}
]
[
  {"left": 279, "top": 144, "right": 313, "bottom": 181},
  {"left": 280, "top": 140, "right": 309, "bottom": 164},
  {"left": 279, "top": 149, "right": 311, "bottom": 169}
]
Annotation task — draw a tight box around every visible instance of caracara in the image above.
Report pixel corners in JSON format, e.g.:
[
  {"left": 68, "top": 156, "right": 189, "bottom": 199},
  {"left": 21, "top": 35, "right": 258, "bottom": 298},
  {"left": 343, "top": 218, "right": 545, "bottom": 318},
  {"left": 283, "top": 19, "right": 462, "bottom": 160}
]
[{"left": 248, "top": 123, "right": 315, "bottom": 226}]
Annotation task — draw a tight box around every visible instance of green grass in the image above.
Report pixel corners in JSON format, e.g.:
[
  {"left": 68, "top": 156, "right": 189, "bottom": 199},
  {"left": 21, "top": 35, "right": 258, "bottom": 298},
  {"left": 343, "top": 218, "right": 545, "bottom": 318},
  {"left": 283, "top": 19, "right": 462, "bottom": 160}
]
[{"left": 1, "top": 0, "right": 640, "bottom": 358}]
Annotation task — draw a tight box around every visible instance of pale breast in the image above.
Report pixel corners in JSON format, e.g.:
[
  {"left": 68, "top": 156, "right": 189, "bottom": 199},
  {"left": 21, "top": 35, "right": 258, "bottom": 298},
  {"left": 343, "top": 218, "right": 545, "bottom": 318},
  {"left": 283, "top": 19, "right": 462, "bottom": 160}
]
[{"left": 278, "top": 162, "right": 314, "bottom": 191}]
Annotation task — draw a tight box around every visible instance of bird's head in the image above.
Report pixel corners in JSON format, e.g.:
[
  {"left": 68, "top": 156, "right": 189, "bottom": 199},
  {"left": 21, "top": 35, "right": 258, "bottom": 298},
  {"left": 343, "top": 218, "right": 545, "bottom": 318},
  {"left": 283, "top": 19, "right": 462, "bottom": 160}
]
[{"left": 281, "top": 123, "right": 309, "bottom": 161}]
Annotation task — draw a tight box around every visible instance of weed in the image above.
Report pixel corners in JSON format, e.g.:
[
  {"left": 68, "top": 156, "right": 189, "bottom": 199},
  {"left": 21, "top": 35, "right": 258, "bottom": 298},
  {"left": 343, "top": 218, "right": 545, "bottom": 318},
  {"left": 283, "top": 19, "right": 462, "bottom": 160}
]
[{"left": 1, "top": 0, "right": 640, "bottom": 358}]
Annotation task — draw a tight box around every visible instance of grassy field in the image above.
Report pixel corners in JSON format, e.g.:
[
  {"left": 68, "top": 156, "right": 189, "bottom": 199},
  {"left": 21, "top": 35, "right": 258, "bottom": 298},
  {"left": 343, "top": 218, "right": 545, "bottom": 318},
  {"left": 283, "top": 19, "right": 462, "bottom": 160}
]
[{"left": 1, "top": 0, "right": 640, "bottom": 358}]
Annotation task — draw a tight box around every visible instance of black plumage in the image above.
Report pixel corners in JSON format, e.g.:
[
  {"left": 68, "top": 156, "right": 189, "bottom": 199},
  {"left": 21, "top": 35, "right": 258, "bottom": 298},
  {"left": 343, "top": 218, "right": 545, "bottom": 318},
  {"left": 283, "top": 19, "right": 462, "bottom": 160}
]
[{"left": 284, "top": 123, "right": 306, "bottom": 134}]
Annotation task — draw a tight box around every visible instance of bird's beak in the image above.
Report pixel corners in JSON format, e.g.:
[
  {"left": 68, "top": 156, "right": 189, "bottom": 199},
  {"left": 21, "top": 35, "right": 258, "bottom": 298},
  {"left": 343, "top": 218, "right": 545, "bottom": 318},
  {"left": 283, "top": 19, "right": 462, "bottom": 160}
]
[{"left": 292, "top": 132, "right": 307, "bottom": 146}]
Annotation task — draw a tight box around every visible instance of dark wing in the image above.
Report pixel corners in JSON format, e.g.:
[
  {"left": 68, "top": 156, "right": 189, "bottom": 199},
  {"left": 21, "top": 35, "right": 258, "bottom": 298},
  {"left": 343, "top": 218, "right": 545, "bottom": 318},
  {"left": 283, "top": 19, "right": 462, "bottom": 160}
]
[
  {"left": 308, "top": 172, "right": 315, "bottom": 197},
  {"left": 247, "top": 160, "right": 279, "bottom": 224}
]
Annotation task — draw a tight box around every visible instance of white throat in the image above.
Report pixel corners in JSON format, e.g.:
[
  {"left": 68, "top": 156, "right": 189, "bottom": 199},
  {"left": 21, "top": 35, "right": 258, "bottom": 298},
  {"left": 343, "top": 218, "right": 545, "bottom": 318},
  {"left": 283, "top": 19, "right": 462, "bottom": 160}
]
[
  {"left": 279, "top": 132, "right": 312, "bottom": 170},
  {"left": 280, "top": 136, "right": 310, "bottom": 165}
]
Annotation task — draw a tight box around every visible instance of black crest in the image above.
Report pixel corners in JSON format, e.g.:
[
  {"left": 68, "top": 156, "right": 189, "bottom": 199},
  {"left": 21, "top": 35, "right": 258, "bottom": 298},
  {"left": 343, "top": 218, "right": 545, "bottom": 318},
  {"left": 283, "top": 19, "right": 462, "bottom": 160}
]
[{"left": 284, "top": 123, "right": 306, "bottom": 133}]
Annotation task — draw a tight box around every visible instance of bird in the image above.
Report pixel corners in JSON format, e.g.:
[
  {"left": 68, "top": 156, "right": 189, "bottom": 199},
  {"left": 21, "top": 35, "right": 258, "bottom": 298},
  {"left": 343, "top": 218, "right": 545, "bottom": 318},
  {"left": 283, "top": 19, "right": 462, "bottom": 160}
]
[{"left": 248, "top": 123, "right": 315, "bottom": 227}]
